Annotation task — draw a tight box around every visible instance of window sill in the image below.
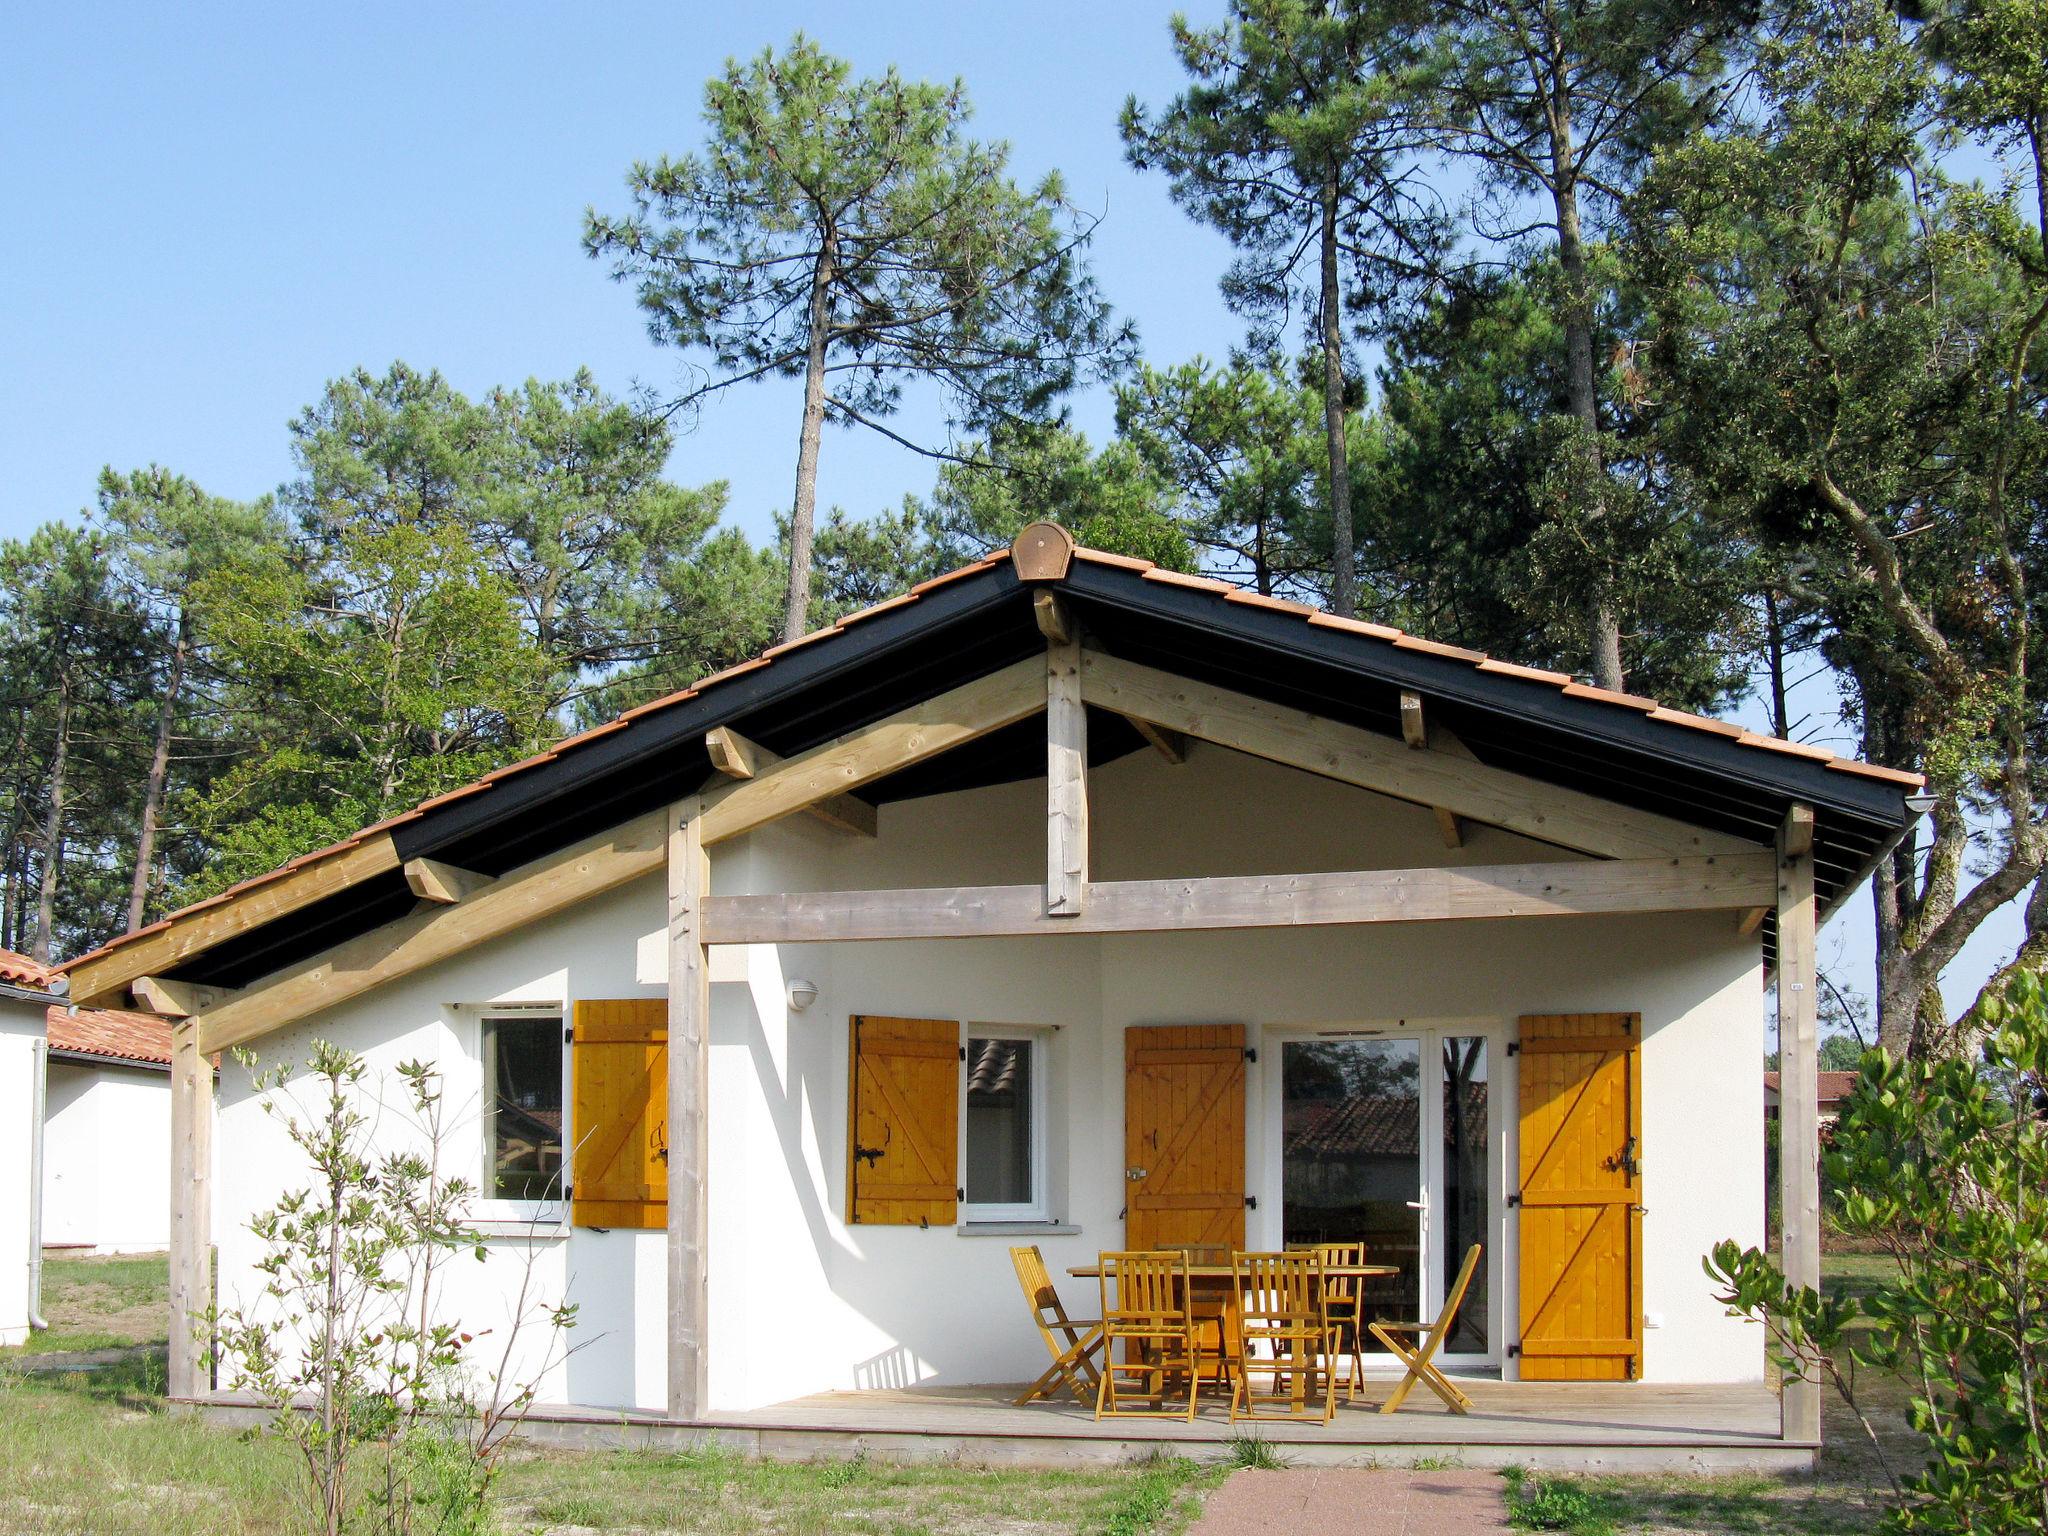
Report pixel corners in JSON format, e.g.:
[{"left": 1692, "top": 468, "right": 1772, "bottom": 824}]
[
  {"left": 957, "top": 1221, "right": 1081, "bottom": 1238},
  {"left": 463, "top": 1212, "right": 570, "bottom": 1240}
]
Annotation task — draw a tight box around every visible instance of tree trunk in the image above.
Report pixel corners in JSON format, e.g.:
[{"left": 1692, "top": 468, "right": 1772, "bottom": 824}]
[
  {"left": 1764, "top": 589, "right": 1789, "bottom": 740},
  {"left": 783, "top": 239, "right": 837, "bottom": 645},
  {"left": 127, "top": 611, "right": 189, "bottom": 934},
  {"left": 32, "top": 683, "right": 70, "bottom": 966},
  {"left": 1549, "top": 145, "right": 1624, "bottom": 689},
  {"left": 1319, "top": 171, "right": 1356, "bottom": 620}
]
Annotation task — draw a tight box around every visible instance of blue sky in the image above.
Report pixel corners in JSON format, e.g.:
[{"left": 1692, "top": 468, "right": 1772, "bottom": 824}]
[{"left": 0, "top": 2, "right": 2021, "bottom": 1024}]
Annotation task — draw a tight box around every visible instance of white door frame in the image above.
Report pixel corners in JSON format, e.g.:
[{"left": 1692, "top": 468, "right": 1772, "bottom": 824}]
[{"left": 1254, "top": 1016, "right": 1512, "bottom": 1372}]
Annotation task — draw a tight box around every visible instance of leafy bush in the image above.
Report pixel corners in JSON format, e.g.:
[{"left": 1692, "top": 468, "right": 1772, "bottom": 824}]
[
  {"left": 1504, "top": 1471, "right": 1605, "bottom": 1532},
  {"left": 1708, "top": 970, "right": 2048, "bottom": 1534}
]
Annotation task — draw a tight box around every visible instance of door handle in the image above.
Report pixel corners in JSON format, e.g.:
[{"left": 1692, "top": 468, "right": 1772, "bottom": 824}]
[{"left": 1126, "top": 1167, "right": 1149, "bottom": 1182}]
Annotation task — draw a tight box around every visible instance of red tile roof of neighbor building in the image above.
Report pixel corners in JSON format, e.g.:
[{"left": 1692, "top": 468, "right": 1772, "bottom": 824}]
[
  {"left": 1764, "top": 1070, "right": 1859, "bottom": 1104},
  {"left": 0, "top": 947, "right": 53, "bottom": 989},
  {"left": 58, "top": 525, "right": 1926, "bottom": 982},
  {"left": 44, "top": 1004, "right": 173, "bottom": 1068}
]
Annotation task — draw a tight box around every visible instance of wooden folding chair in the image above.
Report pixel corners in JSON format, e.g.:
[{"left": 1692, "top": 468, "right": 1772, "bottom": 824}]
[
  {"left": 1010, "top": 1245, "right": 1105, "bottom": 1406},
  {"left": 1095, "top": 1250, "right": 1203, "bottom": 1421},
  {"left": 1368, "top": 1242, "right": 1483, "bottom": 1414},
  {"left": 1231, "top": 1249, "right": 1337, "bottom": 1423},
  {"left": 1314, "top": 1241, "right": 1368, "bottom": 1404}
]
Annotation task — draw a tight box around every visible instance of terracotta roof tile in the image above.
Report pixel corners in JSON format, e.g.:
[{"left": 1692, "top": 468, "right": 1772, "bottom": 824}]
[
  {"left": 1479, "top": 658, "right": 1576, "bottom": 687},
  {"left": 0, "top": 948, "right": 51, "bottom": 989},
  {"left": 1306, "top": 611, "right": 1406, "bottom": 641},
  {"left": 1071, "top": 548, "right": 1154, "bottom": 572},
  {"left": 1648, "top": 706, "right": 1746, "bottom": 738},
  {"left": 1223, "top": 588, "right": 1317, "bottom": 616},
  {"left": 1828, "top": 758, "right": 1927, "bottom": 787},
  {"left": 1563, "top": 682, "right": 1660, "bottom": 712},
  {"left": 1394, "top": 634, "right": 1490, "bottom": 664},
  {"left": 1736, "top": 732, "right": 1838, "bottom": 763},
  {"left": 1141, "top": 567, "right": 1236, "bottom": 595},
  {"left": 45, "top": 1004, "right": 172, "bottom": 1067}
]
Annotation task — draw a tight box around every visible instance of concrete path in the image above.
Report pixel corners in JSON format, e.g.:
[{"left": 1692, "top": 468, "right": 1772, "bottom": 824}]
[{"left": 1191, "top": 1467, "right": 1509, "bottom": 1535}]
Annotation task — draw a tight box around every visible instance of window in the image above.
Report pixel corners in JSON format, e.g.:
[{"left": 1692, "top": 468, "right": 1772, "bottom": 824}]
[
  {"left": 962, "top": 1028, "right": 1048, "bottom": 1221},
  {"left": 481, "top": 1013, "right": 564, "bottom": 1206}
]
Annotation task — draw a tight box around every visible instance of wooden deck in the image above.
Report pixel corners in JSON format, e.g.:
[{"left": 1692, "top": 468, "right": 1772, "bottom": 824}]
[
  {"left": 192, "top": 1376, "right": 1807, "bottom": 1473},
  {"left": 517, "top": 1377, "right": 1806, "bottom": 1474}
]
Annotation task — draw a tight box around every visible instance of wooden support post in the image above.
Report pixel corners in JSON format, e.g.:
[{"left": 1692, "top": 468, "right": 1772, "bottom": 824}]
[
  {"left": 1776, "top": 802, "right": 1821, "bottom": 1447},
  {"left": 1047, "top": 631, "right": 1088, "bottom": 916},
  {"left": 667, "top": 799, "right": 711, "bottom": 1421},
  {"left": 168, "top": 1018, "right": 212, "bottom": 1400}
]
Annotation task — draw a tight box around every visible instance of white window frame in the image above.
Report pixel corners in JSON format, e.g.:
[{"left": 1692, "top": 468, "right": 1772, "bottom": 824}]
[
  {"left": 471, "top": 1004, "right": 569, "bottom": 1224},
  {"left": 959, "top": 1023, "right": 1051, "bottom": 1224}
]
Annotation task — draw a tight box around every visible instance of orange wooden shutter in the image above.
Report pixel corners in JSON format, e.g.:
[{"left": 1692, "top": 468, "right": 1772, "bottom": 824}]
[
  {"left": 1516, "top": 1012, "right": 1643, "bottom": 1380},
  {"left": 848, "top": 1015, "right": 959, "bottom": 1226},
  {"left": 1124, "top": 1024, "right": 1247, "bottom": 1251},
  {"left": 570, "top": 998, "right": 668, "bottom": 1229}
]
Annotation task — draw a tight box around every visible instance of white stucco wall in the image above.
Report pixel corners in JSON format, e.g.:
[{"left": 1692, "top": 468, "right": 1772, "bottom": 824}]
[
  {"left": 209, "top": 739, "right": 1767, "bottom": 1413},
  {"left": 41, "top": 1060, "right": 172, "bottom": 1253},
  {"left": 0, "top": 997, "right": 46, "bottom": 1347}
]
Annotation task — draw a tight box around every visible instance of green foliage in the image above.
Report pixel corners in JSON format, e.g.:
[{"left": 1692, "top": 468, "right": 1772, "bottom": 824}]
[
  {"left": 1709, "top": 968, "right": 2048, "bottom": 1532},
  {"left": 1224, "top": 1431, "right": 1288, "bottom": 1469},
  {"left": 1504, "top": 1471, "right": 1608, "bottom": 1534},
  {"left": 1092, "top": 1457, "right": 1203, "bottom": 1536}
]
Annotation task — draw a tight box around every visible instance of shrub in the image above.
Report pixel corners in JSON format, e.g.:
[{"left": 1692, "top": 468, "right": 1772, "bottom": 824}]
[{"left": 1708, "top": 970, "right": 2048, "bottom": 1534}]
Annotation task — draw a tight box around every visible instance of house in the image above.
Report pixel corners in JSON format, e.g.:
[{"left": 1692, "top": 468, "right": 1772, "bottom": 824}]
[
  {"left": 60, "top": 523, "right": 1923, "bottom": 1467},
  {"left": 1764, "top": 1070, "right": 1857, "bottom": 1127},
  {"left": 0, "top": 949, "right": 56, "bottom": 1346},
  {"left": 40, "top": 1004, "right": 173, "bottom": 1254}
]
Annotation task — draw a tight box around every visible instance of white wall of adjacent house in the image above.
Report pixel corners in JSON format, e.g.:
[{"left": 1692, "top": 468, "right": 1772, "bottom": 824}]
[
  {"left": 209, "top": 740, "right": 1767, "bottom": 1414},
  {"left": 0, "top": 997, "right": 45, "bottom": 1347},
  {"left": 40, "top": 1060, "right": 172, "bottom": 1254}
]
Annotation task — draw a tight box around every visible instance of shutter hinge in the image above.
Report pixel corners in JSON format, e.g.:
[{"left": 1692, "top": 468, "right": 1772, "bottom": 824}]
[
  {"left": 1506, "top": 1041, "right": 1519, "bottom": 1056},
  {"left": 1508, "top": 1193, "right": 1521, "bottom": 1208},
  {"left": 1244, "top": 1195, "right": 1258, "bottom": 1211},
  {"left": 1244, "top": 1047, "right": 1258, "bottom": 1063},
  {"left": 959, "top": 1046, "right": 967, "bottom": 1061},
  {"left": 564, "top": 1025, "right": 574, "bottom": 1044},
  {"left": 1507, "top": 1344, "right": 1521, "bottom": 1359},
  {"left": 957, "top": 1187, "right": 964, "bottom": 1201}
]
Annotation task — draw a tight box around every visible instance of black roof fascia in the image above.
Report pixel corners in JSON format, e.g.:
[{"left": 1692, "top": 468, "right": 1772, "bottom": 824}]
[
  {"left": 390, "top": 562, "right": 1029, "bottom": 867},
  {"left": 1058, "top": 559, "right": 1913, "bottom": 829}
]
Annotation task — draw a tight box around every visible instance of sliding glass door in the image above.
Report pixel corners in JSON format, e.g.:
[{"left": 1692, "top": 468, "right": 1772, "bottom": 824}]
[{"left": 1269, "top": 1024, "right": 1502, "bottom": 1368}]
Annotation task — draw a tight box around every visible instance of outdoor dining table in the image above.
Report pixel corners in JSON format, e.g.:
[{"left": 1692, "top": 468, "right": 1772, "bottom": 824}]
[{"left": 1069, "top": 1259, "right": 1400, "bottom": 1396}]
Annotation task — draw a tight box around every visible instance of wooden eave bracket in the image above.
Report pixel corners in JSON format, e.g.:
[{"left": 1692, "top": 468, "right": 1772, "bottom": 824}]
[
  {"left": 1400, "top": 690, "right": 1464, "bottom": 850},
  {"left": 404, "top": 857, "right": 495, "bottom": 905},
  {"left": 704, "top": 725, "right": 878, "bottom": 838},
  {"left": 132, "top": 974, "right": 234, "bottom": 1018}
]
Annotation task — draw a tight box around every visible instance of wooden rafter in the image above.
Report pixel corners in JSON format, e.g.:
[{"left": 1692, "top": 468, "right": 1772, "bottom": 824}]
[
  {"left": 404, "top": 857, "right": 494, "bottom": 905},
  {"left": 66, "top": 833, "right": 401, "bottom": 1009},
  {"left": 131, "top": 975, "right": 232, "bottom": 1018},
  {"left": 704, "top": 725, "right": 878, "bottom": 837},
  {"left": 1080, "top": 651, "right": 1759, "bottom": 861},
  {"left": 700, "top": 853, "right": 1776, "bottom": 943}
]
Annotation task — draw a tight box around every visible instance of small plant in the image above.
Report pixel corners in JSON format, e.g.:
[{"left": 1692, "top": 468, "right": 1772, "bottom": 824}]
[
  {"left": 1096, "top": 1457, "right": 1200, "bottom": 1536},
  {"left": 817, "top": 1450, "right": 870, "bottom": 1488},
  {"left": 1225, "top": 1431, "right": 1287, "bottom": 1470},
  {"left": 1505, "top": 1473, "right": 1606, "bottom": 1533}
]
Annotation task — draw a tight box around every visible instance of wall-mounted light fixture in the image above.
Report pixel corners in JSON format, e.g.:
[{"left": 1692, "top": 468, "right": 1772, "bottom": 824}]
[{"left": 787, "top": 979, "right": 819, "bottom": 1013}]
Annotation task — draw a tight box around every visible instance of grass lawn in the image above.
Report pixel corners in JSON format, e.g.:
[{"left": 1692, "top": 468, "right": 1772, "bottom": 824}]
[{"left": 0, "top": 1251, "right": 1219, "bottom": 1535}]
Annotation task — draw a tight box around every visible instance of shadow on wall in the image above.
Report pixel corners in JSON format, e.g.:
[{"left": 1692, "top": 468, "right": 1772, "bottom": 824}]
[{"left": 852, "top": 1345, "right": 924, "bottom": 1391}]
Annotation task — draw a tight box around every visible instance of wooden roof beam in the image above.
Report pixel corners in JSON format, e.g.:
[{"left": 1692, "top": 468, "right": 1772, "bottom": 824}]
[
  {"left": 1399, "top": 690, "right": 1463, "bottom": 849},
  {"left": 65, "top": 833, "right": 402, "bottom": 1009},
  {"left": 1081, "top": 650, "right": 1760, "bottom": 861},
  {"left": 404, "top": 857, "right": 494, "bottom": 905},
  {"left": 132, "top": 975, "right": 234, "bottom": 1018},
  {"left": 705, "top": 725, "right": 878, "bottom": 838},
  {"left": 702, "top": 853, "right": 1777, "bottom": 943}
]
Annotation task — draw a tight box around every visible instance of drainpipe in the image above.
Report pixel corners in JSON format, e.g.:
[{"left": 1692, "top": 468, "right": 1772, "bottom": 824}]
[{"left": 27, "top": 1033, "right": 47, "bottom": 1330}]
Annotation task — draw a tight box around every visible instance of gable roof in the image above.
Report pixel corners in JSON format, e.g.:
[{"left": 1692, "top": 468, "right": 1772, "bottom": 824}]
[
  {"left": 62, "top": 526, "right": 1922, "bottom": 1003},
  {"left": 45, "top": 1004, "right": 172, "bottom": 1070},
  {"left": 1764, "top": 1070, "right": 1859, "bottom": 1105}
]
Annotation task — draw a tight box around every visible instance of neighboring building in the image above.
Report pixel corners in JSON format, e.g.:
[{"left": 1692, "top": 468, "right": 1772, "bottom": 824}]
[
  {"left": 1764, "top": 1070, "right": 1858, "bottom": 1128},
  {"left": 41, "top": 1004, "right": 172, "bottom": 1254},
  {"left": 61, "top": 523, "right": 1924, "bottom": 1464},
  {"left": 0, "top": 949, "right": 54, "bottom": 1346}
]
